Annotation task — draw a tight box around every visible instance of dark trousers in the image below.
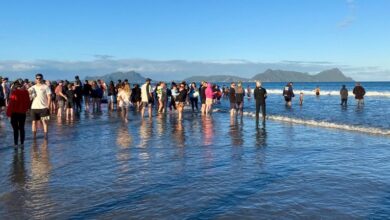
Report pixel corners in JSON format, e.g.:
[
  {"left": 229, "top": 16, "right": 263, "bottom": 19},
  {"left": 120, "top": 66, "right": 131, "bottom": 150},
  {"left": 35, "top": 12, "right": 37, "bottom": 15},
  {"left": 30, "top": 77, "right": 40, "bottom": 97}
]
[
  {"left": 169, "top": 98, "right": 176, "bottom": 110},
  {"left": 190, "top": 97, "right": 198, "bottom": 111},
  {"left": 256, "top": 102, "right": 266, "bottom": 119},
  {"left": 11, "top": 113, "right": 26, "bottom": 145},
  {"left": 74, "top": 97, "right": 82, "bottom": 112},
  {"left": 341, "top": 98, "right": 348, "bottom": 106}
]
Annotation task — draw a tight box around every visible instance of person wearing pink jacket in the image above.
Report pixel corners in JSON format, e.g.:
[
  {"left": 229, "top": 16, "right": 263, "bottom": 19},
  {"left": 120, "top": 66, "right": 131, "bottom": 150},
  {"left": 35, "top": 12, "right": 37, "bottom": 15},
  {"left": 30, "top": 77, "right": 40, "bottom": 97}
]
[{"left": 205, "top": 83, "right": 214, "bottom": 115}]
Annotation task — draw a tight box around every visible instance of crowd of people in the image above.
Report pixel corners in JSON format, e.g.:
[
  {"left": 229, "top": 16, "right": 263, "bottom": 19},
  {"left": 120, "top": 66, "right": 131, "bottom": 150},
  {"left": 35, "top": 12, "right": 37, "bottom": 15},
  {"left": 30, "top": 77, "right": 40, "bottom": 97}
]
[{"left": 1, "top": 73, "right": 367, "bottom": 148}]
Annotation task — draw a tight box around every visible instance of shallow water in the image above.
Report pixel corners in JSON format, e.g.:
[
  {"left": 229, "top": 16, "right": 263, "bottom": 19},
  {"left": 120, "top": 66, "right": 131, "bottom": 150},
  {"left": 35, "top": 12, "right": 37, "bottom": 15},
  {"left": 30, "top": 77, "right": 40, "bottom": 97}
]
[{"left": 1, "top": 105, "right": 390, "bottom": 219}]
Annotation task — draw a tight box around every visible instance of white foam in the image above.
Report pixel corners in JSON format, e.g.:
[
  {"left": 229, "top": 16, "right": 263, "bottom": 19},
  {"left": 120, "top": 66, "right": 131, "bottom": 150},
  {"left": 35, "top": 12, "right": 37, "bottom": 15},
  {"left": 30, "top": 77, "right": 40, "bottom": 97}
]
[
  {"left": 265, "top": 89, "right": 390, "bottom": 97},
  {"left": 268, "top": 115, "right": 390, "bottom": 136}
]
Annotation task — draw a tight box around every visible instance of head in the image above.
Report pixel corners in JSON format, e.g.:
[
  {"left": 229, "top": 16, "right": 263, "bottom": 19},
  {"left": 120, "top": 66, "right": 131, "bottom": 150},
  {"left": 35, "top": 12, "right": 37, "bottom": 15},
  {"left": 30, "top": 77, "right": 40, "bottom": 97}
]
[
  {"left": 191, "top": 82, "right": 196, "bottom": 88},
  {"left": 68, "top": 83, "right": 73, "bottom": 90},
  {"left": 230, "top": 82, "right": 235, "bottom": 88},
  {"left": 75, "top": 75, "right": 79, "bottom": 80},
  {"left": 356, "top": 82, "right": 361, "bottom": 86},
  {"left": 146, "top": 78, "right": 151, "bottom": 84},
  {"left": 12, "top": 81, "right": 23, "bottom": 89},
  {"left": 342, "top": 84, "right": 346, "bottom": 88},
  {"left": 35, "top": 73, "right": 44, "bottom": 84},
  {"left": 256, "top": 81, "right": 262, "bottom": 87},
  {"left": 85, "top": 80, "right": 89, "bottom": 84}
]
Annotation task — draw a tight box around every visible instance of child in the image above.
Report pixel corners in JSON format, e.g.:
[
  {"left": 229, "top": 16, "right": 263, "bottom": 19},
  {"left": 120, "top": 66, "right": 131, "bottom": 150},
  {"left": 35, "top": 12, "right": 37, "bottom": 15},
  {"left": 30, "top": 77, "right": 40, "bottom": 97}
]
[
  {"left": 65, "top": 83, "right": 76, "bottom": 120},
  {"left": 299, "top": 92, "right": 304, "bottom": 106}
]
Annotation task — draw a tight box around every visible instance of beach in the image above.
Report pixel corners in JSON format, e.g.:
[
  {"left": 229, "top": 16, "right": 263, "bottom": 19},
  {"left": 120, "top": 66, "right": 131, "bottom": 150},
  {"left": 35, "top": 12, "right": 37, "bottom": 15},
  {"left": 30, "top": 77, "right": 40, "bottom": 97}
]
[{"left": 1, "top": 102, "right": 390, "bottom": 218}]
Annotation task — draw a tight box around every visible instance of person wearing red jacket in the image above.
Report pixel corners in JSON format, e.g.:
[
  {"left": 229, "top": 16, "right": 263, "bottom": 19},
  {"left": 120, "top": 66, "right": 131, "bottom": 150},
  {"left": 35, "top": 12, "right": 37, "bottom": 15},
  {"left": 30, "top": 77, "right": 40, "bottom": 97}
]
[{"left": 6, "top": 81, "right": 30, "bottom": 147}]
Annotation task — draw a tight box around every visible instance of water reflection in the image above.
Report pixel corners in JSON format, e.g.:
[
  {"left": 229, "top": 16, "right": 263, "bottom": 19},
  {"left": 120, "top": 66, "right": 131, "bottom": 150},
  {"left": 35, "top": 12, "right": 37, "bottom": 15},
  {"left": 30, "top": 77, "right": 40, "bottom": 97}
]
[
  {"left": 202, "top": 116, "right": 214, "bottom": 146},
  {"left": 116, "top": 124, "right": 132, "bottom": 149},
  {"left": 30, "top": 140, "right": 51, "bottom": 187},
  {"left": 29, "top": 140, "right": 53, "bottom": 218},
  {"left": 255, "top": 126, "right": 267, "bottom": 147},
  {"left": 10, "top": 148, "right": 27, "bottom": 187},
  {"left": 172, "top": 119, "right": 185, "bottom": 147},
  {"left": 229, "top": 117, "right": 244, "bottom": 147},
  {"left": 116, "top": 124, "right": 132, "bottom": 175},
  {"left": 139, "top": 118, "right": 153, "bottom": 148}
]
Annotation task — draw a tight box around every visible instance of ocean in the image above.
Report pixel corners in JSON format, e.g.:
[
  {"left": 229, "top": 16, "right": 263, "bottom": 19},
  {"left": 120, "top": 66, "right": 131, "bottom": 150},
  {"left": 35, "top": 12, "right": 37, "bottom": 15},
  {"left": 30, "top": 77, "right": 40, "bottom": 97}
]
[{"left": 0, "top": 81, "right": 390, "bottom": 218}]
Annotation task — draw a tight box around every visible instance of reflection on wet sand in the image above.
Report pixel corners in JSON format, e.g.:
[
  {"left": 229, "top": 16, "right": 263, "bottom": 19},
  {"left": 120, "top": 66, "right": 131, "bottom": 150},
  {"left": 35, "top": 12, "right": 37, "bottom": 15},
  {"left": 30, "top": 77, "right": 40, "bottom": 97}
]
[
  {"left": 29, "top": 140, "right": 53, "bottom": 219},
  {"left": 10, "top": 148, "right": 27, "bottom": 187},
  {"left": 4, "top": 148, "right": 29, "bottom": 219},
  {"left": 116, "top": 124, "right": 132, "bottom": 174},
  {"left": 202, "top": 116, "right": 214, "bottom": 146},
  {"left": 255, "top": 126, "right": 267, "bottom": 147},
  {"left": 172, "top": 119, "right": 185, "bottom": 147},
  {"left": 139, "top": 118, "right": 153, "bottom": 149},
  {"left": 229, "top": 116, "right": 244, "bottom": 147}
]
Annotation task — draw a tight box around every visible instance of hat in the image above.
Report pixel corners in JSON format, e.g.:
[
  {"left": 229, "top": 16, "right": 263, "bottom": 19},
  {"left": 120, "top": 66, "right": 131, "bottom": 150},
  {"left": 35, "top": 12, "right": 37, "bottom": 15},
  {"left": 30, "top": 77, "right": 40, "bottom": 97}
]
[{"left": 146, "top": 78, "right": 151, "bottom": 82}]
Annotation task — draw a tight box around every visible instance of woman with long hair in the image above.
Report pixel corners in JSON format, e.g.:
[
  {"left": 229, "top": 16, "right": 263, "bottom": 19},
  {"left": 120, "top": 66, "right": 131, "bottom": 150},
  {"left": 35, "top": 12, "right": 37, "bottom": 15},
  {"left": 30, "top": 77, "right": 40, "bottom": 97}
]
[{"left": 6, "top": 81, "right": 30, "bottom": 147}]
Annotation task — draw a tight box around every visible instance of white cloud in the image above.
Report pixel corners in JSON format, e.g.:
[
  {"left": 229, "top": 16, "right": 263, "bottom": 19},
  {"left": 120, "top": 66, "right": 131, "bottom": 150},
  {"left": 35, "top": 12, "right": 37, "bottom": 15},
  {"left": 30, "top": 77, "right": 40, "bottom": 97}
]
[{"left": 338, "top": 0, "right": 356, "bottom": 29}]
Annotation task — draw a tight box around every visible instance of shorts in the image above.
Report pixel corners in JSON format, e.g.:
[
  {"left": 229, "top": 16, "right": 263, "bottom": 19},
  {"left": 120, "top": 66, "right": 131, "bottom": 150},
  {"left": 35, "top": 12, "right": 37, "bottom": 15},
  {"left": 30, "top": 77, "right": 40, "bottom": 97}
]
[
  {"left": 206, "top": 98, "right": 213, "bottom": 105},
  {"left": 0, "top": 98, "right": 5, "bottom": 107},
  {"left": 66, "top": 101, "right": 74, "bottom": 108},
  {"left": 141, "top": 101, "right": 152, "bottom": 108},
  {"left": 284, "top": 96, "right": 292, "bottom": 102},
  {"left": 31, "top": 108, "right": 50, "bottom": 121},
  {"left": 58, "top": 100, "right": 65, "bottom": 108},
  {"left": 107, "top": 95, "right": 115, "bottom": 102},
  {"left": 201, "top": 98, "right": 206, "bottom": 104},
  {"left": 230, "top": 102, "right": 236, "bottom": 110},
  {"left": 236, "top": 102, "right": 243, "bottom": 110}
]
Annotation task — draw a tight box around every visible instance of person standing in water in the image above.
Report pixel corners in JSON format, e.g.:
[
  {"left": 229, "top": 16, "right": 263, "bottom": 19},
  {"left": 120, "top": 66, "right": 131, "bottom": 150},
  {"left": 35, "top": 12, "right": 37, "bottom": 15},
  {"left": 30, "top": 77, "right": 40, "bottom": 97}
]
[
  {"left": 283, "top": 82, "right": 295, "bottom": 107},
  {"left": 28, "top": 73, "right": 52, "bottom": 139},
  {"left": 340, "top": 85, "right": 349, "bottom": 106},
  {"left": 141, "top": 78, "right": 153, "bottom": 118},
  {"left": 229, "top": 82, "right": 236, "bottom": 117},
  {"left": 254, "top": 81, "right": 267, "bottom": 124},
  {"left": 353, "top": 82, "right": 366, "bottom": 106},
  {"left": 235, "top": 82, "right": 245, "bottom": 117},
  {"left": 6, "top": 81, "right": 30, "bottom": 147},
  {"left": 246, "top": 85, "right": 252, "bottom": 99},
  {"left": 299, "top": 92, "right": 304, "bottom": 106}
]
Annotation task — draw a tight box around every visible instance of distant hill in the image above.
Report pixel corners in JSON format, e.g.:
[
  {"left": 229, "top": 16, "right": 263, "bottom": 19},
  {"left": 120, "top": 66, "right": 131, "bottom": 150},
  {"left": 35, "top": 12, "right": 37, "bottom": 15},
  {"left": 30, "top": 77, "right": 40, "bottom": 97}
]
[
  {"left": 85, "top": 71, "right": 146, "bottom": 83},
  {"left": 184, "top": 75, "right": 249, "bottom": 83},
  {"left": 251, "top": 68, "right": 353, "bottom": 82}
]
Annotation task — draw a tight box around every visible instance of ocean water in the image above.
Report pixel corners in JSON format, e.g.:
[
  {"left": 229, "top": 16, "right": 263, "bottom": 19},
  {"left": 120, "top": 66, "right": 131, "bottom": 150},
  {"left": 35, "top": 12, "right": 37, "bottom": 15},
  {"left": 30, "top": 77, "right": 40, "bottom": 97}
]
[{"left": 0, "top": 81, "right": 389, "bottom": 219}]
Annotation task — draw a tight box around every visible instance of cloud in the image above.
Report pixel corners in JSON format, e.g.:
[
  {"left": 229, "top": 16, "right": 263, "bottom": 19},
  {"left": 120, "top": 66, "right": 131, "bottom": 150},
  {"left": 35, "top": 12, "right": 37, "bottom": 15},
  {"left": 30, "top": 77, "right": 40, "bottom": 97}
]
[
  {"left": 338, "top": 0, "right": 356, "bottom": 29},
  {"left": 94, "top": 54, "right": 115, "bottom": 60}
]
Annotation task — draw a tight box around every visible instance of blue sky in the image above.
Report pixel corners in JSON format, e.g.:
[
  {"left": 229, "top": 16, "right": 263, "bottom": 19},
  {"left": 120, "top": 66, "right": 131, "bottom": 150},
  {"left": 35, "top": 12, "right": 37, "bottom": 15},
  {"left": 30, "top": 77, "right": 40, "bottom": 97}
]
[{"left": 0, "top": 0, "right": 389, "bottom": 80}]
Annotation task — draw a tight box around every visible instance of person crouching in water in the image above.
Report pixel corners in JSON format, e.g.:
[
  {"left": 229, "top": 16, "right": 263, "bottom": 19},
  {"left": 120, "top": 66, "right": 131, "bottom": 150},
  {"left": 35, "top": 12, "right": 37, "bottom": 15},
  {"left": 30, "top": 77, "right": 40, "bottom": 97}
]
[
  {"left": 254, "top": 81, "right": 267, "bottom": 125},
  {"left": 6, "top": 81, "right": 30, "bottom": 147}
]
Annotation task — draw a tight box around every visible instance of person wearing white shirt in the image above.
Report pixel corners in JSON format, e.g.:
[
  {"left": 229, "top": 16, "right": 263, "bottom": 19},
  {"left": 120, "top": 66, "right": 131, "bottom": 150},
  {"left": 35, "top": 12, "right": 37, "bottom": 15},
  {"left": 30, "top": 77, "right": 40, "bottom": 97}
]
[{"left": 28, "top": 73, "right": 52, "bottom": 139}]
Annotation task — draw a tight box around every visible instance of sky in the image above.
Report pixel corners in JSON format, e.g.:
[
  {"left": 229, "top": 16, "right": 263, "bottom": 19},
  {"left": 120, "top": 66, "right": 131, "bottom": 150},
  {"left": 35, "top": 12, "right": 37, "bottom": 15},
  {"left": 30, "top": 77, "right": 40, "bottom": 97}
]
[{"left": 0, "top": 0, "right": 389, "bottom": 81}]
